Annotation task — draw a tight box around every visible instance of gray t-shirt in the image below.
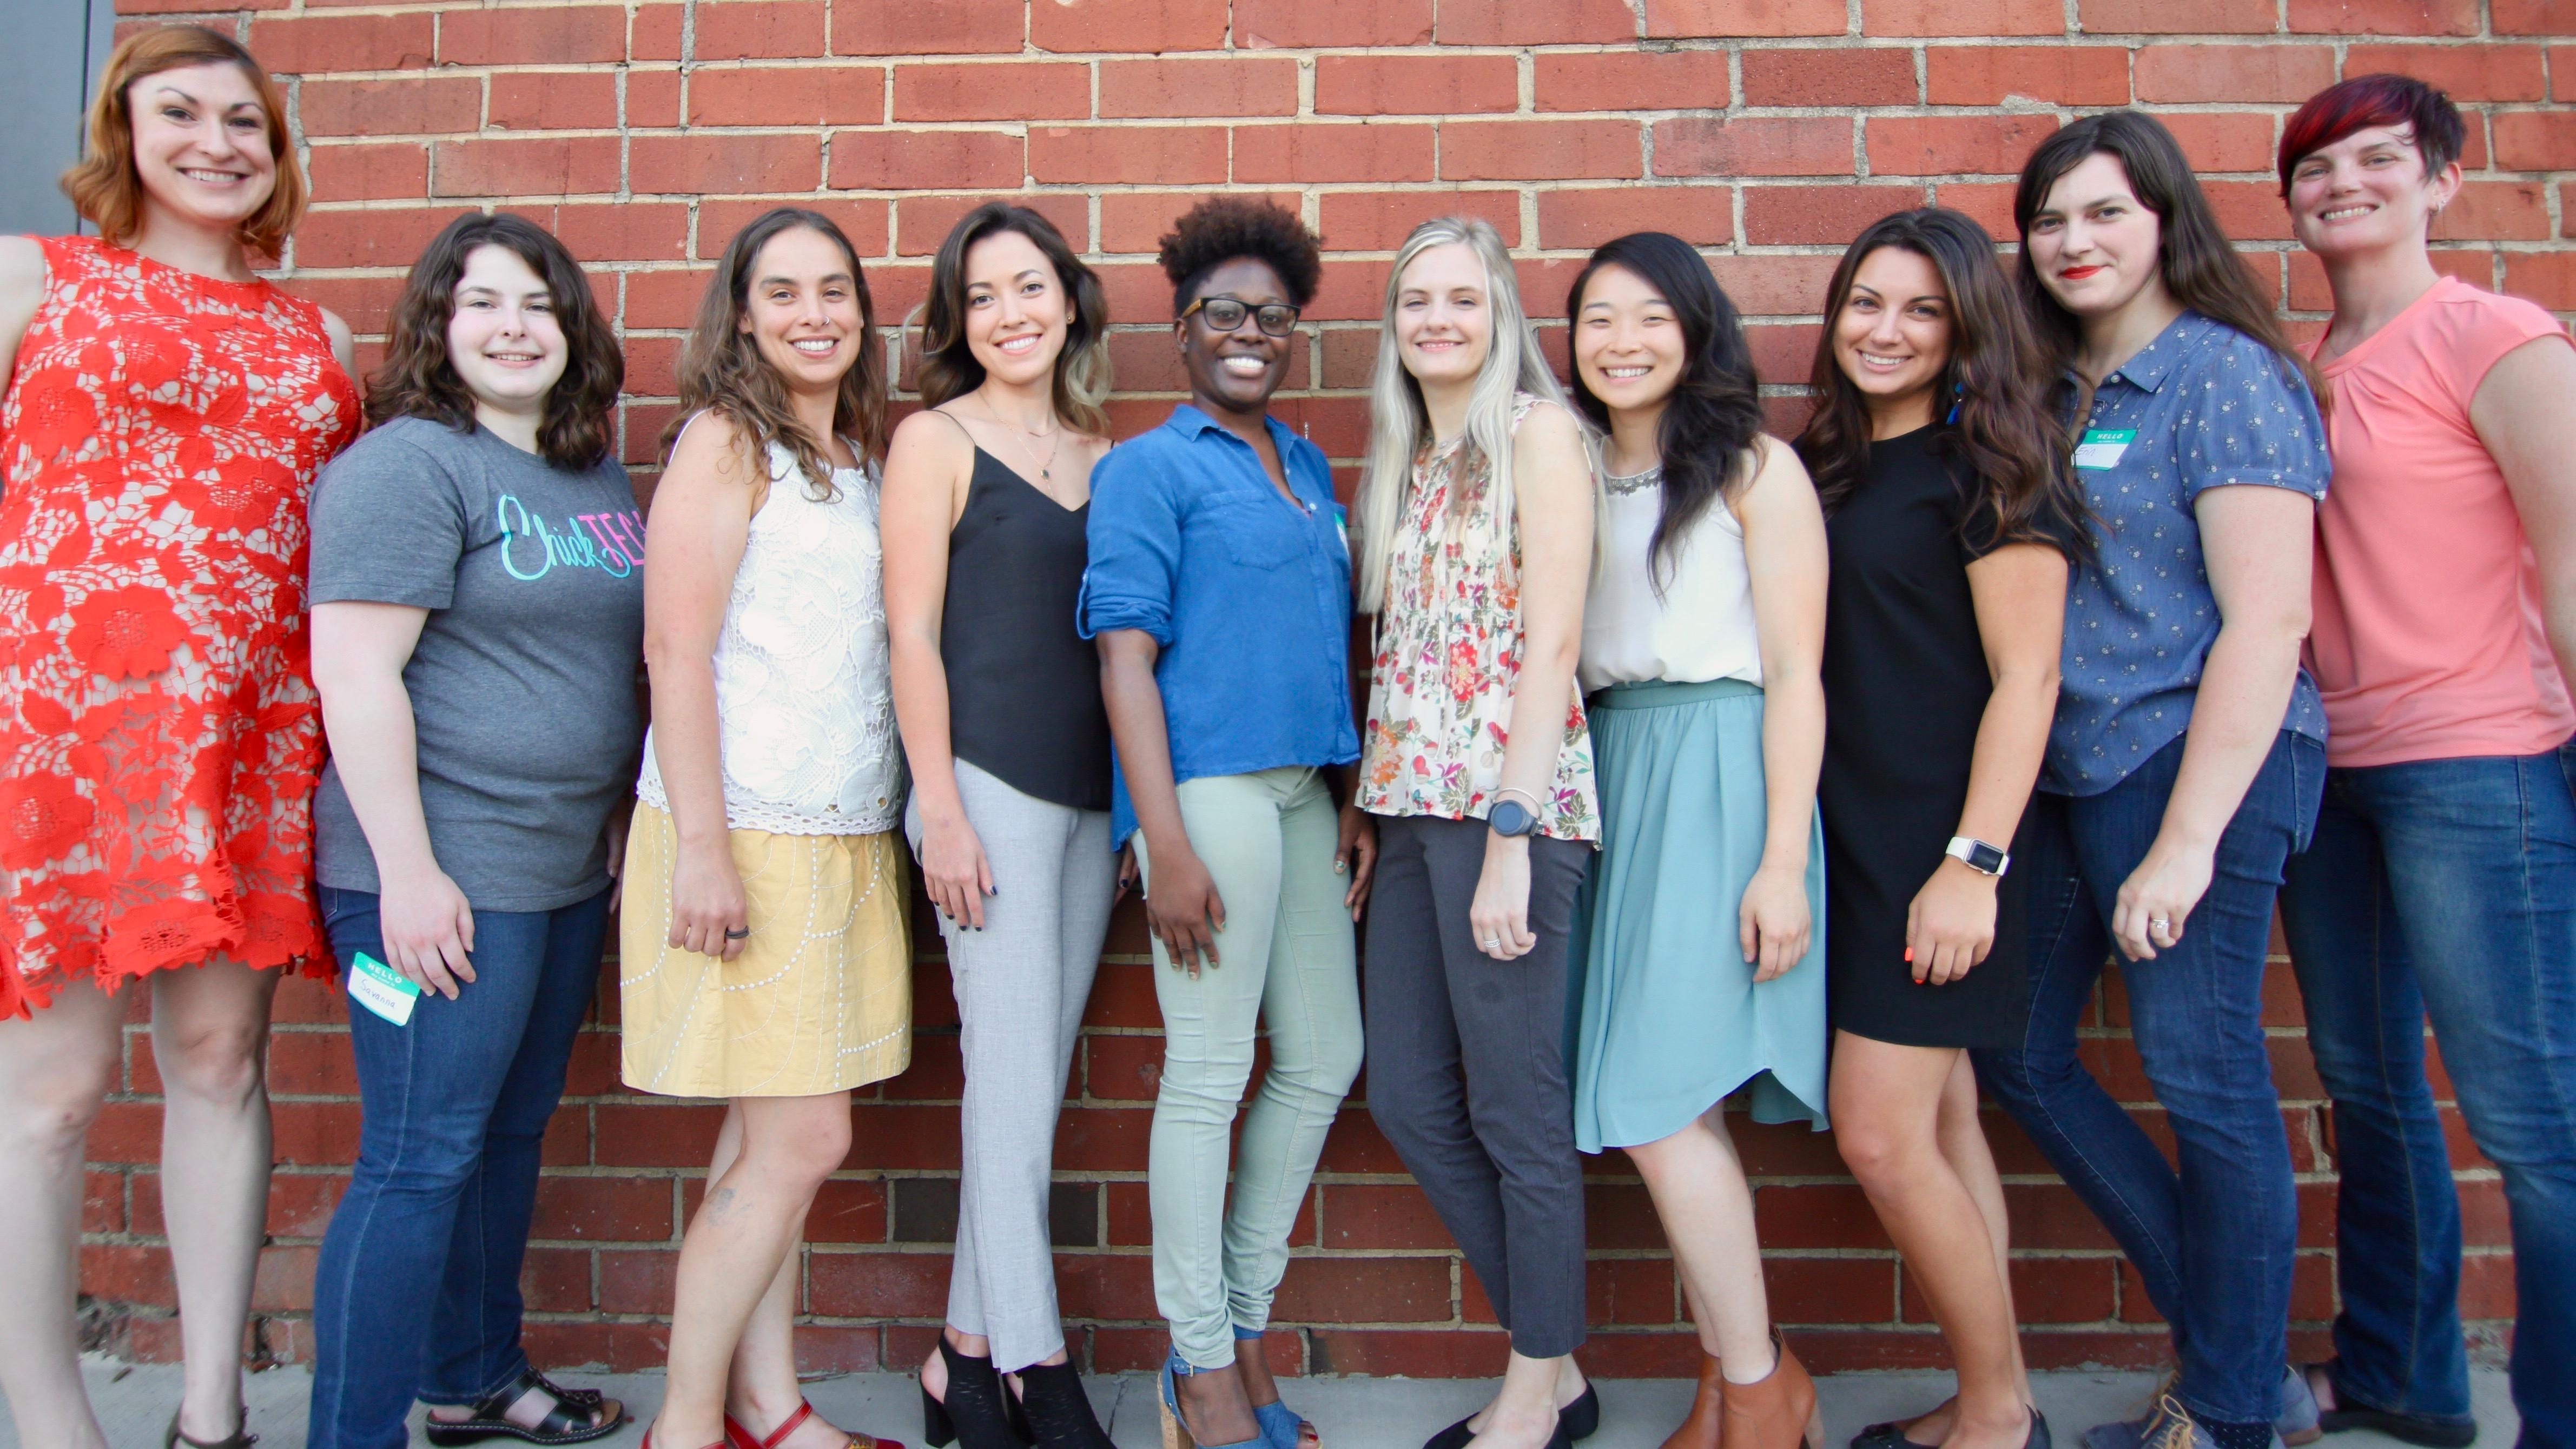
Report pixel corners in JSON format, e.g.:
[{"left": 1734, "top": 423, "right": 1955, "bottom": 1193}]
[{"left": 309, "top": 415, "right": 646, "bottom": 911}]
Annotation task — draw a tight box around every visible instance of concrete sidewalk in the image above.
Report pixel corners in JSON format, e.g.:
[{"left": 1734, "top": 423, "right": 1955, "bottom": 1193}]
[{"left": 11, "top": 1360, "right": 2519, "bottom": 1449}]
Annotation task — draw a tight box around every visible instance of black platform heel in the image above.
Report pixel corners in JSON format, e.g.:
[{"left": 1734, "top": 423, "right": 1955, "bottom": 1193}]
[
  {"left": 923, "top": 1338, "right": 1032, "bottom": 1449},
  {"left": 1014, "top": 1359, "right": 1117, "bottom": 1449}
]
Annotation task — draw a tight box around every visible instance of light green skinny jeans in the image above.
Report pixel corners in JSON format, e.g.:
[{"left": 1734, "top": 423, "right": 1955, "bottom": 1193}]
[{"left": 1134, "top": 766, "right": 1364, "bottom": 1369}]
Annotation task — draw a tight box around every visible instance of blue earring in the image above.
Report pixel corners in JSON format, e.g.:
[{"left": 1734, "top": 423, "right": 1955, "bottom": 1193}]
[{"left": 1945, "top": 384, "right": 1964, "bottom": 426}]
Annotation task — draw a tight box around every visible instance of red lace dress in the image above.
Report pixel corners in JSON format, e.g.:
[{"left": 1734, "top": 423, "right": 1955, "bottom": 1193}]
[{"left": 0, "top": 235, "right": 359, "bottom": 1016}]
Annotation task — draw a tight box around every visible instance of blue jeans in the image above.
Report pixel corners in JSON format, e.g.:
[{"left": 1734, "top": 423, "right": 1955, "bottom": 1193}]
[
  {"left": 1977, "top": 730, "right": 2322, "bottom": 1428},
  {"left": 305, "top": 885, "right": 612, "bottom": 1449},
  {"left": 2278, "top": 745, "right": 2576, "bottom": 1449}
]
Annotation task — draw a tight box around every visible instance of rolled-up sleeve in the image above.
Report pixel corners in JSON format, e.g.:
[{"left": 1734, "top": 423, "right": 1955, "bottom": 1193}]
[
  {"left": 2178, "top": 340, "right": 2330, "bottom": 503},
  {"left": 1079, "top": 444, "right": 1180, "bottom": 646}
]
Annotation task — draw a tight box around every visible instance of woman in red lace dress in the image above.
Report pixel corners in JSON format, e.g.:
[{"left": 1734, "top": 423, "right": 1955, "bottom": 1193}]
[{"left": 0, "top": 27, "right": 356, "bottom": 1449}]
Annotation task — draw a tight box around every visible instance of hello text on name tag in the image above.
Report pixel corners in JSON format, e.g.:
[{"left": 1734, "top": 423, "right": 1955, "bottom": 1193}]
[{"left": 2073, "top": 428, "right": 2136, "bottom": 471}]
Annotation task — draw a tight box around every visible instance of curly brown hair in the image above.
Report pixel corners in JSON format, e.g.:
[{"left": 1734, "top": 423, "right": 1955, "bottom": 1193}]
[
  {"left": 367, "top": 211, "right": 624, "bottom": 471},
  {"left": 664, "top": 207, "right": 888, "bottom": 500},
  {"left": 63, "top": 25, "right": 303, "bottom": 258}
]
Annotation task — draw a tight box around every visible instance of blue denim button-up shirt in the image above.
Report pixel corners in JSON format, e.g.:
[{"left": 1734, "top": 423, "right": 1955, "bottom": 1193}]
[
  {"left": 2048, "top": 310, "right": 2331, "bottom": 797},
  {"left": 1080, "top": 405, "right": 1358, "bottom": 845}
]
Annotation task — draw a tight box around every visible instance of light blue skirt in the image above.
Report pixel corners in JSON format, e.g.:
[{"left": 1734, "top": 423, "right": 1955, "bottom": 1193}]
[{"left": 1568, "top": 678, "right": 1829, "bottom": 1152}]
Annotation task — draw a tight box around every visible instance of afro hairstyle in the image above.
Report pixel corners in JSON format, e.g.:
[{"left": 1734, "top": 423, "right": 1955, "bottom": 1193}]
[{"left": 1156, "top": 196, "right": 1324, "bottom": 316}]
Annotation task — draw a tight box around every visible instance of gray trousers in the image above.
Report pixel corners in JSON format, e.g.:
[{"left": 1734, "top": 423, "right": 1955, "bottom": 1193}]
[
  {"left": 906, "top": 760, "right": 1115, "bottom": 1373},
  {"left": 1362, "top": 813, "right": 1591, "bottom": 1359}
]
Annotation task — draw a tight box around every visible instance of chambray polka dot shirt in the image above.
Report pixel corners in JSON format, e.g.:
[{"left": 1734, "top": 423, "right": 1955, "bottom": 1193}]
[{"left": 2045, "top": 311, "right": 2331, "bottom": 797}]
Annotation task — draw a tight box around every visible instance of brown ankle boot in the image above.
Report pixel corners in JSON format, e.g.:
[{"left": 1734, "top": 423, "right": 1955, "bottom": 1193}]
[
  {"left": 1661, "top": 1355, "right": 1723, "bottom": 1449},
  {"left": 1718, "top": 1333, "right": 1822, "bottom": 1449}
]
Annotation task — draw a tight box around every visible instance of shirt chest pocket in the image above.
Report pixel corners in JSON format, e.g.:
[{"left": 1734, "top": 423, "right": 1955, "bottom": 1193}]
[{"left": 1201, "top": 494, "right": 1307, "bottom": 570}]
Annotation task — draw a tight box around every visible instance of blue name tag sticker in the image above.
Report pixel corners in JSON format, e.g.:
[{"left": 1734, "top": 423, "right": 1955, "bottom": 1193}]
[
  {"left": 347, "top": 950, "right": 421, "bottom": 1026},
  {"left": 2073, "top": 428, "right": 2136, "bottom": 471}
]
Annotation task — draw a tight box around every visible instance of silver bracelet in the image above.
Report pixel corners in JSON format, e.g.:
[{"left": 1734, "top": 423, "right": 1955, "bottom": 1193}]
[{"left": 1491, "top": 785, "right": 1547, "bottom": 817}]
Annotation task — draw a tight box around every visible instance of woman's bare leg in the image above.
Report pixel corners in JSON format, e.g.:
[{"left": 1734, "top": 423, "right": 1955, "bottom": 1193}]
[
  {"left": 652, "top": 1094, "right": 852, "bottom": 1449},
  {"left": 153, "top": 960, "right": 281, "bottom": 1444},
  {"left": 1628, "top": 1107, "right": 1778, "bottom": 1381},
  {"left": 1832, "top": 1035, "right": 2025, "bottom": 1449},
  {"left": 0, "top": 976, "right": 127, "bottom": 1449}
]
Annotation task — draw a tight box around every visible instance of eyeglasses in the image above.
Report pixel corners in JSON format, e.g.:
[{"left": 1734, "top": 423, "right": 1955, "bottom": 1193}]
[{"left": 1181, "top": 295, "right": 1302, "bottom": 338}]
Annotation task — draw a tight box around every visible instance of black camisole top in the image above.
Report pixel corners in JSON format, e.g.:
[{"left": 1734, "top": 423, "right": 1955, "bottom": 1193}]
[{"left": 940, "top": 446, "right": 1114, "bottom": 812}]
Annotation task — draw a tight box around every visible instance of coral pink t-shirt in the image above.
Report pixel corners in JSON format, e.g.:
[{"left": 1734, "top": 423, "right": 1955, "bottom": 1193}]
[{"left": 2306, "top": 275, "right": 2575, "bottom": 767}]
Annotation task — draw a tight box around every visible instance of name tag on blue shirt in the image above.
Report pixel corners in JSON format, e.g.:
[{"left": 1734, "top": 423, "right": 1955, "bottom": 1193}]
[{"left": 2073, "top": 428, "right": 2135, "bottom": 471}]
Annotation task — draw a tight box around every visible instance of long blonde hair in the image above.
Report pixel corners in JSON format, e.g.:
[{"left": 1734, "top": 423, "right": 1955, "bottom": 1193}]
[{"left": 1353, "top": 216, "right": 1578, "bottom": 614}]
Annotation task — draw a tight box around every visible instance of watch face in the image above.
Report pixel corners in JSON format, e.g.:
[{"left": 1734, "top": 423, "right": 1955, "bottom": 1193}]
[
  {"left": 1489, "top": 799, "right": 1533, "bottom": 836},
  {"left": 1966, "top": 841, "right": 2006, "bottom": 873}
]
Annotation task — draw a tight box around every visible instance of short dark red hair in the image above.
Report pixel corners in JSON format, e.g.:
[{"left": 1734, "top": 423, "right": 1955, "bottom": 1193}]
[{"left": 2278, "top": 74, "right": 2464, "bottom": 197}]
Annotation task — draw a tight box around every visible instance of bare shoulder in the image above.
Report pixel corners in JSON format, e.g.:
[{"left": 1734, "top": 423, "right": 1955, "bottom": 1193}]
[
  {"left": 319, "top": 306, "right": 356, "bottom": 374},
  {"left": 886, "top": 405, "right": 977, "bottom": 484},
  {"left": 667, "top": 408, "right": 759, "bottom": 486},
  {"left": 1514, "top": 396, "right": 1583, "bottom": 449},
  {"left": 0, "top": 236, "right": 45, "bottom": 294},
  {"left": 1746, "top": 433, "right": 1813, "bottom": 491},
  {"left": 0, "top": 236, "right": 49, "bottom": 343}
]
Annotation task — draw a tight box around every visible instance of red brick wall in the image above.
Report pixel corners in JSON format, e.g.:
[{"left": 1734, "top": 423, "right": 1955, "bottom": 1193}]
[{"left": 83, "top": 0, "right": 2560, "bottom": 1380}]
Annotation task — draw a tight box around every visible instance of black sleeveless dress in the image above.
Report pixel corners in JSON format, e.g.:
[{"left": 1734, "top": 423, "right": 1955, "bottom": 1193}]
[
  {"left": 1818, "top": 426, "right": 2072, "bottom": 1048},
  {"left": 940, "top": 447, "right": 1113, "bottom": 812}
]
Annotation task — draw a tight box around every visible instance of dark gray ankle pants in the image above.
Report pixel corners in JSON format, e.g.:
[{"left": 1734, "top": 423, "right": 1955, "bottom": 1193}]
[{"left": 1361, "top": 813, "right": 1590, "bottom": 1359}]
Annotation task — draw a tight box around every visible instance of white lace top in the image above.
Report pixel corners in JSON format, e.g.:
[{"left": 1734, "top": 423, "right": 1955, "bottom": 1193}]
[{"left": 637, "top": 434, "right": 901, "bottom": 835}]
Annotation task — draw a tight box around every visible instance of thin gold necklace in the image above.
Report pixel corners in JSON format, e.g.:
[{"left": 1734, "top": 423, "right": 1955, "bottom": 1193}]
[{"left": 984, "top": 407, "right": 1063, "bottom": 482}]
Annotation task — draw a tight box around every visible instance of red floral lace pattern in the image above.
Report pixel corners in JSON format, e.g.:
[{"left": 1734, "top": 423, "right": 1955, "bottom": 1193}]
[{"left": 0, "top": 236, "right": 358, "bottom": 1015}]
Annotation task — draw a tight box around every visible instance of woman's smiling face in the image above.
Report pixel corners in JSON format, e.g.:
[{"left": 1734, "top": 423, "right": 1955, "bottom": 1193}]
[
  {"left": 127, "top": 62, "right": 278, "bottom": 236},
  {"left": 2286, "top": 123, "right": 2459, "bottom": 262},
  {"left": 1393, "top": 242, "right": 1494, "bottom": 390},
  {"left": 2025, "top": 150, "right": 2167, "bottom": 321},
  {"left": 1179, "top": 256, "right": 1294, "bottom": 416},
  {"left": 1573, "top": 263, "right": 1685, "bottom": 419}
]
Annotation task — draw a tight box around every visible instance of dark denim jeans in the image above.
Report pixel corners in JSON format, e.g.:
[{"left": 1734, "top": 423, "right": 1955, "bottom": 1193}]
[
  {"left": 2278, "top": 745, "right": 2576, "bottom": 1449},
  {"left": 306, "top": 885, "right": 612, "bottom": 1449},
  {"left": 1977, "top": 730, "right": 2323, "bottom": 1428}
]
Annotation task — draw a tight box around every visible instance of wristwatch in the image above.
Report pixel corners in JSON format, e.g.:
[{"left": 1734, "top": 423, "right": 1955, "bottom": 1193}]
[
  {"left": 1945, "top": 836, "right": 2011, "bottom": 876},
  {"left": 1488, "top": 797, "right": 1542, "bottom": 838}
]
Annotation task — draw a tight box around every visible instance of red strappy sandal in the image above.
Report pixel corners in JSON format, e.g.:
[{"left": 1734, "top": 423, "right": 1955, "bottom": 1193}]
[{"left": 725, "top": 1399, "right": 910, "bottom": 1449}]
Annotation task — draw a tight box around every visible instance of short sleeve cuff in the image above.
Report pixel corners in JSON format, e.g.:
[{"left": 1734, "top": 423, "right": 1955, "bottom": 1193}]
[{"left": 1079, "top": 596, "right": 1173, "bottom": 646}]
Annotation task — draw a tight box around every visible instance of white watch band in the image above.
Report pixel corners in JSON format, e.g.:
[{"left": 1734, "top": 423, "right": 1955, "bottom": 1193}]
[{"left": 1945, "top": 836, "right": 2011, "bottom": 876}]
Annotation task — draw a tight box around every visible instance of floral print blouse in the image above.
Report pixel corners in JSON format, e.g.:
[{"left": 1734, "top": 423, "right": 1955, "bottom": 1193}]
[{"left": 1358, "top": 393, "right": 1599, "bottom": 841}]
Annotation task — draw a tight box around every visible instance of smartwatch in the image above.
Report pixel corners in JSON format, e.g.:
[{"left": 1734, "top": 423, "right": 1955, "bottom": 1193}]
[
  {"left": 1488, "top": 798, "right": 1541, "bottom": 838},
  {"left": 1945, "top": 836, "right": 2010, "bottom": 877}
]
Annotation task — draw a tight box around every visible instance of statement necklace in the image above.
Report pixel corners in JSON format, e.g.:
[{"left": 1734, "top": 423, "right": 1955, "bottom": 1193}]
[{"left": 1604, "top": 462, "right": 1663, "bottom": 497}]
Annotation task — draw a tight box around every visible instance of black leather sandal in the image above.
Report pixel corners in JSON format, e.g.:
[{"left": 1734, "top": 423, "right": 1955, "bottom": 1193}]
[
  {"left": 424, "top": 1369, "right": 628, "bottom": 1446},
  {"left": 166, "top": 1407, "right": 255, "bottom": 1449}
]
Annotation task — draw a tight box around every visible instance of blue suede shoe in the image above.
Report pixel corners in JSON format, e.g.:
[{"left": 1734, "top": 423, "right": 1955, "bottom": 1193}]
[{"left": 1235, "top": 1325, "right": 1317, "bottom": 1449}]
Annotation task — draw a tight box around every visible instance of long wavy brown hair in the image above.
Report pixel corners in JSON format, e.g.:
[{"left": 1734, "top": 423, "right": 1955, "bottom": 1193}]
[
  {"left": 914, "top": 202, "right": 1111, "bottom": 436},
  {"left": 2013, "top": 112, "right": 2316, "bottom": 405},
  {"left": 368, "top": 211, "right": 623, "bottom": 471},
  {"left": 64, "top": 25, "right": 303, "bottom": 257},
  {"left": 663, "top": 207, "right": 888, "bottom": 499},
  {"left": 1797, "top": 208, "right": 2086, "bottom": 557}
]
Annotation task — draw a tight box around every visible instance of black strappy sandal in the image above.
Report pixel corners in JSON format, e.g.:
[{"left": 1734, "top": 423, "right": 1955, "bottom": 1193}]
[
  {"left": 166, "top": 1407, "right": 255, "bottom": 1449},
  {"left": 424, "top": 1369, "right": 628, "bottom": 1446}
]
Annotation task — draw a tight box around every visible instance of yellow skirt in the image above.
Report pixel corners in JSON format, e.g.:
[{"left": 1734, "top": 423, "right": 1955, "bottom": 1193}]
[{"left": 618, "top": 803, "right": 912, "bottom": 1097}]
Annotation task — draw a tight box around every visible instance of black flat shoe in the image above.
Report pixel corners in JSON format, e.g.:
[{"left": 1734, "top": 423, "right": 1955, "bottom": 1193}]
[
  {"left": 1562, "top": 1386, "right": 1600, "bottom": 1442},
  {"left": 423, "top": 1370, "right": 625, "bottom": 1446},
  {"left": 1425, "top": 1406, "right": 1573, "bottom": 1449}
]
